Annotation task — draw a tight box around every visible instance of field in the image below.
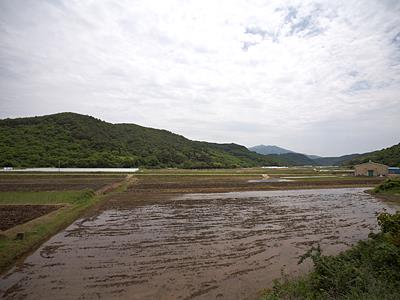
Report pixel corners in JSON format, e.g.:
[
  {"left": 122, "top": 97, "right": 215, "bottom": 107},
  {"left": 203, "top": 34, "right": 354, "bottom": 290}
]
[
  {"left": 0, "top": 174, "right": 128, "bottom": 274},
  {"left": 0, "top": 205, "right": 60, "bottom": 231},
  {"left": 0, "top": 174, "right": 125, "bottom": 191},
  {"left": 262, "top": 179, "right": 400, "bottom": 300},
  {"left": 0, "top": 168, "right": 397, "bottom": 299},
  {"left": 130, "top": 167, "right": 382, "bottom": 194}
]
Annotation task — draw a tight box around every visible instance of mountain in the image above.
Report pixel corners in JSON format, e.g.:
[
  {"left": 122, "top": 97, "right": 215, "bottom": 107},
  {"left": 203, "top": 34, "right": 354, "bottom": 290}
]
[
  {"left": 250, "top": 145, "right": 318, "bottom": 165},
  {"left": 2, "top": 113, "right": 397, "bottom": 169},
  {"left": 267, "top": 153, "right": 316, "bottom": 166},
  {"left": 249, "top": 145, "right": 294, "bottom": 155},
  {"left": 342, "top": 143, "right": 400, "bottom": 167},
  {"left": 306, "top": 154, "right": 322, "bottom": 159},
  {"left": 313, "top": 154, "right": 360, "bottom": 166},
  {"left": 0, "top": 112, "right": 284, "bottom": 168}
]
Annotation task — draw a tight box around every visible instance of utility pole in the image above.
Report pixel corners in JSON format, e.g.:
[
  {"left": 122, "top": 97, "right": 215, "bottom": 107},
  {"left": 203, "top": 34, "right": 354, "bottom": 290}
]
[{"left": 58, "top": 160, "right": 61, "bottom": 173}]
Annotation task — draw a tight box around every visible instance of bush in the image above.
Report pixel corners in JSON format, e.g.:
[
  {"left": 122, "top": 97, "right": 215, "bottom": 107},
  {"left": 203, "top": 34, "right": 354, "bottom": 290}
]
[
  {"left": 373, "top": 178, "right": 400, "bottom": 194},
  {"left": 262, "top": 211, "right": 400, "bottom": 300}
]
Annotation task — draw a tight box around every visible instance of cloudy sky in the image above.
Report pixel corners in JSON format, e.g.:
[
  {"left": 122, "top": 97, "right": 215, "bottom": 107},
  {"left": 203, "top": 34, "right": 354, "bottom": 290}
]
[{"left": 0, "top": 0, "right": 399, "bottom": 156}]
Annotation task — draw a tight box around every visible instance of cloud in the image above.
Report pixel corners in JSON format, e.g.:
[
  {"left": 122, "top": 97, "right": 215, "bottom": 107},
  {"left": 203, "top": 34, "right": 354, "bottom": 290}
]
[{"left": 0, "top": 0, "right": 399, "bottom": 156}]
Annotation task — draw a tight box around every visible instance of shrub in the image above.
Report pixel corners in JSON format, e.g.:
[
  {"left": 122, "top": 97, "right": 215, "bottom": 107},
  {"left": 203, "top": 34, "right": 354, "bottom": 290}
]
[
  {"left": 373, "top": 178, "right": 400, "bottom": 194},
  {"left": 262, "top": 211, "right": 400, "bottom": 300}
]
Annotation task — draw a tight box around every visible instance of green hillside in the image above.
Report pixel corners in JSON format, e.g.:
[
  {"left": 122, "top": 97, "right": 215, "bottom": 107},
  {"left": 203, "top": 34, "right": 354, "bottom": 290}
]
[
  {"left": 0, "top": 112, "right": 282, "bottom": 169},
  {"left": 343, "top": 143, "right": 400, "bottom": 167},
  {"left": 313, "top": 154, "right": 360, "bottom": 166},
  {"left": 268, "top": 152, "right": 316, "bottom": 166}
]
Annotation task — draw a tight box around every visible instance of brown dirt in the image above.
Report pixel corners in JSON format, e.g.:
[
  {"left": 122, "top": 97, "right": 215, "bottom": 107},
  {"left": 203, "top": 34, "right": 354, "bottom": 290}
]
[
  {"left": 0, "top": 205, "right": 61, "bottom": 231},
  {"left": 0, "top": 175, "right": 125, "bottom": 192},
  {"left": 130, "top": 175, "right": 384, "bottom": 194},
  {"left": 0, "top": 174, "right": 392, "bottom": 300},
  {"left": 1, "top": 188, "right": 398, "bottom": 300}
]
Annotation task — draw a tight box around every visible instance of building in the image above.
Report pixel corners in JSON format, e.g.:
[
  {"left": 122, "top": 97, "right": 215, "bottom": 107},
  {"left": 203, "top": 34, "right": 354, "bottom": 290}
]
[
  {"left": 354, "top": 161, "right": 389, "bottom": 177},
  {"left": 389, "top": 167, "right": 400, "bottom": 175}
]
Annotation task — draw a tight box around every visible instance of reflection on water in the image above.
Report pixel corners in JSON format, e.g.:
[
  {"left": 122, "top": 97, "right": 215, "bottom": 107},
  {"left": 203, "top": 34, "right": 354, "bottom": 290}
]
[{"left": 0, "top": 188, "right": 397, "bottom": 300}]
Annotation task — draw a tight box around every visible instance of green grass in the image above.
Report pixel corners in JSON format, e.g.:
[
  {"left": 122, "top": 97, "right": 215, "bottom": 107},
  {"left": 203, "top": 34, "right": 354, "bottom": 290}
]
[
  {"left": 0, "top": 189, "right": 99, "bottom": 273},
  {"left": 0, "top": 190, "right": 93, "bottom": 205},
  {"left": 261, "top": 212, "right": 400, "bottom": 300},
  {"left": 373, "top": 178, "right": 400, "bottom": 195}
]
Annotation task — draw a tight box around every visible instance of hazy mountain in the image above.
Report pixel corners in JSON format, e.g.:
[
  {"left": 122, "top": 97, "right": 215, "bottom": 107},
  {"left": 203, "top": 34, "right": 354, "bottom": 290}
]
[
  {"left": 267, "top": 153, "right": 316, "bottom": 166},
  {"left": 249, "top": 145, "right": 295, "bottom": 155},
  {"left": 313, "top": 154, "right": 360, "bottom": 166},
  {"left": 306, "top": 154, "right": 322, "bottom": 159},
  {"left": 249, "top": 144, "right": 324, "bottom": 165}
]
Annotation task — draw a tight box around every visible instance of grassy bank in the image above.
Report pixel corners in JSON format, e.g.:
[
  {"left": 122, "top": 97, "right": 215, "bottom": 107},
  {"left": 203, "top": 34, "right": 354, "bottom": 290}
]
[
  {"left": 0, "top": 190, "right": 100, "bottom": 274},
  {"left": 262, "top": 211, "right": 400, "bottom": 300},
  {"left": 373, "top": 177, "right": 400, "bottom": 195},
  {"left": 262, "top": 179, "right": 400, "bottom": 300}
]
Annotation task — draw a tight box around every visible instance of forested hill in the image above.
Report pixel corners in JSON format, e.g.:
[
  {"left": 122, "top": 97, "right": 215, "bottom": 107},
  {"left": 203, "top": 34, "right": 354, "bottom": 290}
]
[
  {"left": 343, "top": 143, "right": 400, "bottom": 167},
  {"left": 0, "top": 112, "right": 283, "bottom": 168}
]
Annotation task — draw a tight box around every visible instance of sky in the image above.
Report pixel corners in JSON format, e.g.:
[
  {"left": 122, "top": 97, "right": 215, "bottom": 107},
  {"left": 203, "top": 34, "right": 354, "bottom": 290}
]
[{"left": 0, "top": 0, "right": 399, "bottom": 156}]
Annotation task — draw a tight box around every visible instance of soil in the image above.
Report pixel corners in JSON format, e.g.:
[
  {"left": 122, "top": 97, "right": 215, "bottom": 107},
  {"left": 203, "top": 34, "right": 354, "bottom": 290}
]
[
  {"left": 1, "top": 187, "right": 398, "bottom": 300},
  {"left": 0, "top": 205, "right": 61, "bottom": 231},
  {"left": 0, "top": 175, "right": 124, "bottom": 192},
  {"left": 130, "top": 175, "right": 384, "bottom": 194}
]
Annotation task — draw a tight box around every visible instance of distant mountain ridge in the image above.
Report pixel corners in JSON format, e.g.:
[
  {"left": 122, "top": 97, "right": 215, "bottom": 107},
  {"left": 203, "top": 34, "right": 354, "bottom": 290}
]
[
  {"left": 249, "top": 144, "right": 320, "bottom": 165},
  {"left": 0, "top": 112, "right": 284, "bottom": 168},
  {"left": 0, "top": 113, "right": 398, "bottom": 168},
  {"left": 344, "top": 143, "right": 400, "bottom": 167},
  {"left": 249, "top": 144, "right": 400, "bottom": 167},
  {"left": 249, "top": 145, "right": 294, "bottom": 155}
]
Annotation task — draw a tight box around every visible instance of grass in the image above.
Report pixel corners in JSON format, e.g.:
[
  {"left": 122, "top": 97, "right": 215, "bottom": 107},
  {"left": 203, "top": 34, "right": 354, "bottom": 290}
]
[
  {"left": 261, "top": 181, "right": 400, "bottom": 300},
  {"left": 0, "top": 172, "right": 132, "bottom": 274},
  {"left": 373, "top": 177, "right": 400, "bottom": 195},
  {"left": 261, "top": 212, "right": 400, "bottom": 300},
  {"left": 0, "top": 189, "right": 101, "bottom": 274},
  {"left": 0, "top": 190, "right": 93, "bottom": 205},
  {"left": 0, "top": 171, "right": 134, "bottom": 274}
]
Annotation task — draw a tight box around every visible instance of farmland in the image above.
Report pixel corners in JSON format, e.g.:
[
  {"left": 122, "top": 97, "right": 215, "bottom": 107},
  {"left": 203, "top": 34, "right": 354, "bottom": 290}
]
[
  {"left": 0, "top": 168, "right": 398, "bottom": 299},
  {"left": 0, "top": 174, "right": 128, "bottom": 274}
]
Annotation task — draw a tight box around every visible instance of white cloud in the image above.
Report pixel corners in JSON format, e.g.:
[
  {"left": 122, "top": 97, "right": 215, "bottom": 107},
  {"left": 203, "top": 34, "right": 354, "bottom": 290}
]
[{"left": 0, "top": 0, "right": 399, "bottom": 156}]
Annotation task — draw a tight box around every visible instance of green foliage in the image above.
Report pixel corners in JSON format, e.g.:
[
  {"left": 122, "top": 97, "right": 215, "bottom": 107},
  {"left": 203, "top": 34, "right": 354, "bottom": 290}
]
[
  {"left": 373, "top": 178, "right": 400, "bottom": 194},
  {"left": 0, "top": 189, "right": 98, "bottom": 273},
  {"left": 313, "top": 154, "right": 360, "bottom": 167},
  {"left": 262, "top": 211, "right": 400, "bottom": 300},
  {"left": 268, "top": 153, "right": 316, "bottom": 166},
  {"left": 0, "top": 113, "right": 282, "bottom": 169},
  {"left": 344, "top": 143, "right": 400, "bottom": 167}
]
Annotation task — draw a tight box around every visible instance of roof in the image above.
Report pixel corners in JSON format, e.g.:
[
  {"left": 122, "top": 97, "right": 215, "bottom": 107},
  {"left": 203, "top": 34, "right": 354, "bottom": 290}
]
[{"left": 354, "top": 161, "right": 389, "bottom": 168}]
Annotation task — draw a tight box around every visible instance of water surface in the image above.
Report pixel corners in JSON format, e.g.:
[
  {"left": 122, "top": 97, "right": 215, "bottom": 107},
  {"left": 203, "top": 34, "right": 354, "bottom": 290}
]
[{"left": 0, "top": 188, "right": 396, "bottom": 300}]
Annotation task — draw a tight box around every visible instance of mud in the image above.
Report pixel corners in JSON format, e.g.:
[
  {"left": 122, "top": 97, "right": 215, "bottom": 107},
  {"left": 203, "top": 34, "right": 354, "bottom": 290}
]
[
  {"left": 0, "top": 205, "right": 61, "bottom": 231},
  {"left": 0, "top": 188, "right": 398, "bottom": 300},
  {"left": 130, "top": 175, "right": 384, "bottom": 194},
  {"left": 0, "top": 175, "right": 124, "bottom": 192}
]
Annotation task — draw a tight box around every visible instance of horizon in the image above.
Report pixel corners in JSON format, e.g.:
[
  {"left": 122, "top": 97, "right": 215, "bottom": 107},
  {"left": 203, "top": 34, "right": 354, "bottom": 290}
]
[{"left": 1, "top": 1, "right": 399, "bottom": 157}]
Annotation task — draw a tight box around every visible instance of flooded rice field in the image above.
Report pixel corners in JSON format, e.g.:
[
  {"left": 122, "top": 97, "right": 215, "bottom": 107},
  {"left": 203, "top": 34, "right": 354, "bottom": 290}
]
[{"left": 1, "top": 188, "right": 398, "bottom": 300}]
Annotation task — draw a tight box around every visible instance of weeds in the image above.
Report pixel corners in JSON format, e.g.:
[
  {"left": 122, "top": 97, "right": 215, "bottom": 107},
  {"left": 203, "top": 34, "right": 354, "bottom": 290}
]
[
  {"left": 262, "top": 211, "right": 400, "bottom": 300},
  {"left": 373, "top": 178, "right": 400, "bottom": 194}
]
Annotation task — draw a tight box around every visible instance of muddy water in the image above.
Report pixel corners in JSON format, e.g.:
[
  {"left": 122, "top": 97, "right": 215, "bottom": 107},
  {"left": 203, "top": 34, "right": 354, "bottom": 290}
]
[{"left": 0, "top": 188, "right": 398, "bottom": 300}]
